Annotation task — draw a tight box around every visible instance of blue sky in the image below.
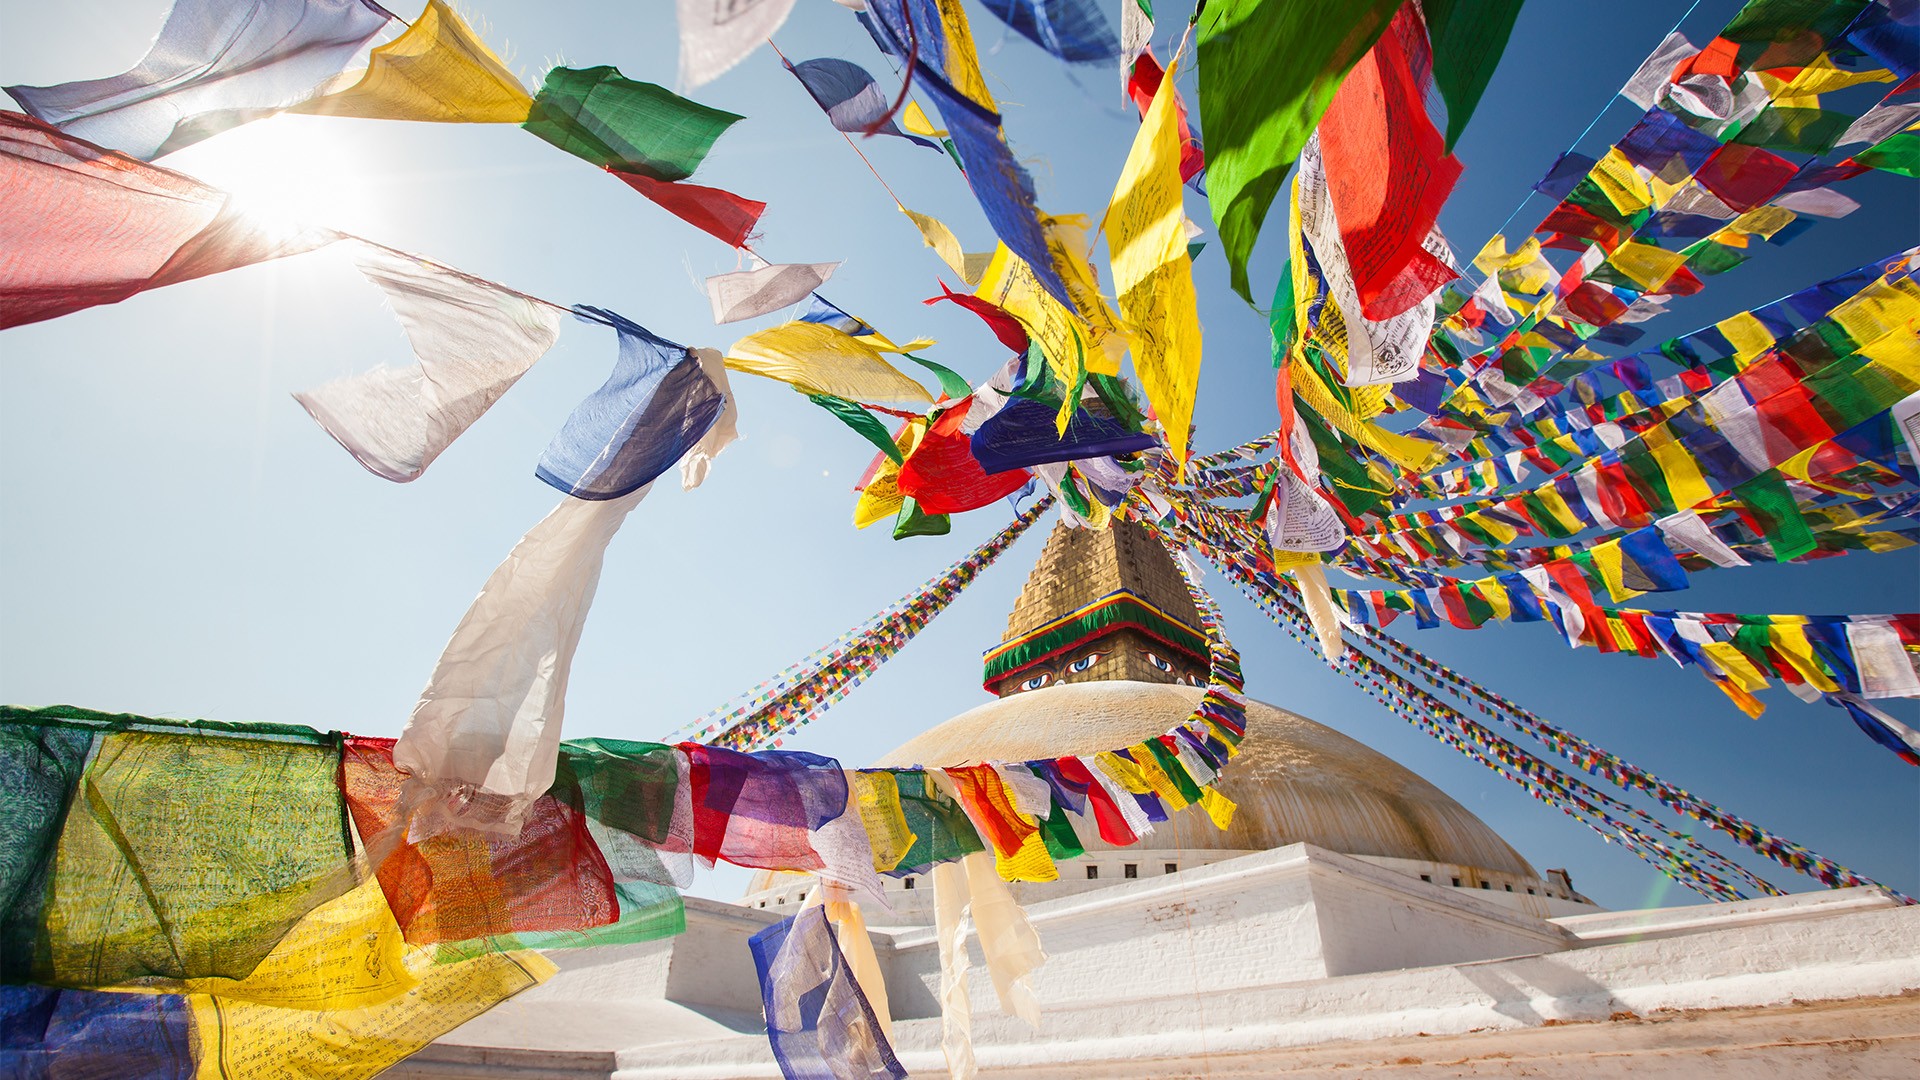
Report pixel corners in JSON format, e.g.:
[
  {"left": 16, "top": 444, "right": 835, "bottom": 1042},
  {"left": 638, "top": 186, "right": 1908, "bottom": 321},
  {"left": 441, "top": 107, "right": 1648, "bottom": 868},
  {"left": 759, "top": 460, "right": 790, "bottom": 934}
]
[{"left": 1, "top": 0, "right": 1914, "bottom": 909}]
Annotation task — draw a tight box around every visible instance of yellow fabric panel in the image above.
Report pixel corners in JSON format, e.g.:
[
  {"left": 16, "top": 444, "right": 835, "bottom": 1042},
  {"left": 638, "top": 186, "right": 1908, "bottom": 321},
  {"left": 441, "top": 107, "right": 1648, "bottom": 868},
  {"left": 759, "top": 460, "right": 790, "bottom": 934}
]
[
  {"left": 190, "top": 945, "right": 554, "bottom": 1080},
  {"left": 1289, "top": 356, "right": 1441, "bottom": 472},
  {"left": 903, "top": 207, "right": 991, "bottom": 285},
  {"left": 727, "top": 322, "right": 934, "bottom": 405},
  {"left": 1858, "top": 530, "right": 1917, "bottom": 552},
  {"left": 1778, "top": 54, "right": 1894, "bottom": 97},
  {"left": 1124, "top": 746, "right": 1191, "bottom": 811},
  {"left": 1703, "top": 641, "right": 1771, "bottom": 692},
  {"left": 1727, "top": 206, "right": 1797, "bottom": 240},
  {"left": 933, "top": 0, "right": 997, "bottom": 111},
  {"left": 1709, "top": 672, "right": 1768, "bottom": 718},
  {"left": 1769, "top": 622, "right": 1840, "bottom": 693},
  {"left": 1091, "top": 751, "right": 1152, "bottom": 795},
  {"left": 1460, "top": 510, "right": 1519, "bottom": 545},
  {"left": 852, "top": 771, "right": 917, "bottom": 873},
  {"left": 1042, "top": 215, "right": 1127, "bottom": 378},
  {"left": 1104, "top": 58, "right": 1202, "bottom": 474},
  {"left": 1645, "top": 425, "right": 1716, "bottom": 508},
  {"left": 1471, "top": 235, "right": 1512, "bottom": 275},
  {"left": 974, "top": 245, "right": 1094, "bottom": 431},
  {"left": 1471, "top": 578, "right": 1512, "bottom": 622},
  {"left": 1198, "top": 787, "right": 1237, "bottom": 830},
  {"left": 1715, "top": 311, "right": 1776, "bottom": 366},
  {"left": 158, "top": 880, "right": 415, "bottom": 1009},
  {"left": 852, "top": 419, "right": 926, "bottom": 528},
  {"left": 1588, "top": 541, "right": 1643, "bottom": 603},
  {"left": 993, "top": 827, "right": 1058, "bottom": 883},
  {"left": 1829, "top": 276, "right": 1920, "bottom": 352},
  {"left": 293, "top": 0, "right": 532, "bottom": 123},
  {"left": 1591, "top": 148, "right": 1654, "bottom": 216},
  {"left": 1606, "top": 242, "right": 1688, "bottom": 291},
  {"left": 902, "top": 100, "right": 945, "bottom": 137}
]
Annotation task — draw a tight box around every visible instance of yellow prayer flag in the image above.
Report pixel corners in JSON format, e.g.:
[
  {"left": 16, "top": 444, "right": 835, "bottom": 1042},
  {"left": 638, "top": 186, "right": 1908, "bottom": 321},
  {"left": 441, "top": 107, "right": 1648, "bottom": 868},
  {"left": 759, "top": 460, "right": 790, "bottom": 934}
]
[
  {"left": 1769, "top": 621, "right": 1840, "bottom": 693},
  {"left": 1591, "top": 148, "right": 1655, "bottom": 216},
  {"left": 293, "top": 0, "right": 532, "bottom": 123},
  {"left": 168, "top": 880, "right": 415, "bottom": 1010},
  {"left": 853, "top": 771, "right": 918, "bottom": 872},
  {"left": 1644, "top": 424, "right": 1716, "bottom": 508},
  {"left": 727, "top": 321, "right": 935, "bottom": 405},
  {"left": 1198, "top": 787, "right": 1237, "bottom": 830},
  {"left": 933, "top": 0, "right": 997, "bottom": 111},
  {"left": 1125, "top": 746, "right": 1191, "bottom": 811},
  {"left": 1702, "top": 640, "right": 1771, "bottom": 692},
  {"left": 1715, "top": 311, "right": 1776, "bottom": 365},
  {"left": 1104, "top": 56, "right": 1203, "bottom": 473},
  {"left": 1605, "top": 241, "right": 1688, "bottom": 292},
  {"left": 901, "top": 99, "right": 946, "bottom": 137},
  {"left": 852, "top": 419, "right": 927, "bottom": 528},
  {"left": 903, "top": 207, "right": 992, "bottom": 285}
]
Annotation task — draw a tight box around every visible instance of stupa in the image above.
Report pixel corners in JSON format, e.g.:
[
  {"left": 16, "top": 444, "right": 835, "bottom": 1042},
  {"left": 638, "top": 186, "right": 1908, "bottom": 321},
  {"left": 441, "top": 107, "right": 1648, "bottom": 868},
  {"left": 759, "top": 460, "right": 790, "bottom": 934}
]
[{"left": 393, "top": 519, "right": 1920, "bottom": 1079}]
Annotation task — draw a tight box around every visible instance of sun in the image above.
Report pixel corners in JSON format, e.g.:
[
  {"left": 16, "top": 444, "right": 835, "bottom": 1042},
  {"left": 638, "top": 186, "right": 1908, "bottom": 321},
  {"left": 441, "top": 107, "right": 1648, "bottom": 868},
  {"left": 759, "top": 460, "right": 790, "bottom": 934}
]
[{"left": 162, "top": 113, "right": 387, "bottom": 238}]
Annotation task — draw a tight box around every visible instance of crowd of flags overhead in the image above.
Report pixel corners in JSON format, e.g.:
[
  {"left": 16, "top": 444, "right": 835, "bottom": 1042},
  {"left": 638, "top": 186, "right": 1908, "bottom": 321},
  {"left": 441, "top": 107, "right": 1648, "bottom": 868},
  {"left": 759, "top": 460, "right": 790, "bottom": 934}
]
[{"left": 4, "top": 2, "right": 1920, "bottom": 1079}]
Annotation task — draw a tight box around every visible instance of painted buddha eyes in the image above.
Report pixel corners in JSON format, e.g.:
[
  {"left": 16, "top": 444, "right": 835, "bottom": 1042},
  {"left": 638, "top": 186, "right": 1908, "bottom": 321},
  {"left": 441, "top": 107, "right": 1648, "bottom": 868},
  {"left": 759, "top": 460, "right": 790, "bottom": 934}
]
[
  {"left": 1019, "top": 672, "right": 1053, "bottom": 691},
  {"left": 1067, "top": 651, "right": 1106, "bottom": 673},
  {"left": 1142, "top": 651, "right": 1175, "bottom": 673}
]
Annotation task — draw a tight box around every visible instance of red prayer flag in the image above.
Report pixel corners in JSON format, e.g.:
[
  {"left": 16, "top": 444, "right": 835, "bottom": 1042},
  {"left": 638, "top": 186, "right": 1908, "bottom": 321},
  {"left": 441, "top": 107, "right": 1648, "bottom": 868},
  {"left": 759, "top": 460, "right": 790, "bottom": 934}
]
[
  {"left": 924, "top": 283, "right": 1031, "bottom": 354},
  {"left": 895, "top": 397, "right": 1031, "bottom": 514},
  {"left": 1126, "top": 51, "right": 1205, "bottom": 183},
  {"left": 611, "top": 169, "right": 766, "bottom": 248},
  {"left": 1695, "top": 143, "right": 1799, "bottom": 212},
  {"left": 0, "top": 110, "right": 331, "bottom": 330}
]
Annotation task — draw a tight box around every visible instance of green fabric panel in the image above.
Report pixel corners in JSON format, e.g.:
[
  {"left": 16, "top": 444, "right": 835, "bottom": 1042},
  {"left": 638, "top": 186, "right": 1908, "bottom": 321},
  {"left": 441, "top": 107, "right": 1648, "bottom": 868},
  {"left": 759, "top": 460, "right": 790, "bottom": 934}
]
[
  {"left": 893, "top": 496, "right": 952, "bottom": 539},
  {"left": 889, "top": 772, "right": 985, "bottom": 875},
  {"left": 1733, "top": 471, "right": 1816, "bottom": 562},
  {"left": 37, "top": 730, "right": 353, "bottom": 987},
  {"left": 1856, "top": 131, "right": 1920, "bottom": 178},
  {"left": 1088, "top": 373, "right": 1147, "bottom": 432},
  {"left": 1037, "top": 799, "right": 1085, "bottom": 862},
  {"left": 901, "top": 354, "right": 973, "bottom": 401},
  {"left": 808, "top": 393, "right": 904, "bottom": 463},
  {"left": 0, "top": 719, "right": 93, "bottom": 983},
  {"left": 524, "top": 65, "right": 742, "bottom": 179},
  {"left": 1729, "top": 106, "right": 1853, "bottom": 156},
  {"left": 1682, "top": 238, "right": 1750, "bottom": 276},
  {"left": 557, "top": 738, "right": 680, "bottom": 847},
  {"left": 1269, "top": 263, "right": 1297, "bottom": 363},
  {"left": 1423, "top": 0, "right": 1525, "bottom": 150},
  {"left": 1722, "top": 0, "right": 1868, "bottom": 67},
  {"left": 1298, "top": 401, "right": 1387, "bottom": 517},
  {"left": 2, "top": 703, "right": 333, "bottom": 744},
  {"left": 1143, "top": 740, "right": 1204, "bottom": 804},
  {"left": 439, "top": 881, "right": 685, "bottom": 961},
  {"left": 983, "top": 594, "right": 1211, "bottom": 683},
  {"left": 1198, "top": 0, "right": 1400, "bottom": 301}
]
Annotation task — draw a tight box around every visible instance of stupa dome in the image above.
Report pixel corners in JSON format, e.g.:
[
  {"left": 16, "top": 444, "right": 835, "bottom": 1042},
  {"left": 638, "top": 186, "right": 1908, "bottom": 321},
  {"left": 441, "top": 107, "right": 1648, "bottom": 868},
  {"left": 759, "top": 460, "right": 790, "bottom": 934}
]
[{"left": 873, "top": 680, "right": 1539, "bottom": 878}]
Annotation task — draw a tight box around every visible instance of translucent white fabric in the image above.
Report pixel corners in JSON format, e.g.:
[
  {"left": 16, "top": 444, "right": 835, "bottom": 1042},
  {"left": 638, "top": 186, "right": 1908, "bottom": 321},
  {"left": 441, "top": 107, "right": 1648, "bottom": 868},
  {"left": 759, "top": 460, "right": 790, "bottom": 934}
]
[
  {"left": 294, "top": 242, "right": 563, "bottom": 482},
  {"left": 680, "top": 348, "right": 741, "bottom": 491},
  {"left": 707, "top": 261, "right": 840, "bottom": 324},
  {"left": 677, "top": 0, "right": 799, "bottom": 88}
]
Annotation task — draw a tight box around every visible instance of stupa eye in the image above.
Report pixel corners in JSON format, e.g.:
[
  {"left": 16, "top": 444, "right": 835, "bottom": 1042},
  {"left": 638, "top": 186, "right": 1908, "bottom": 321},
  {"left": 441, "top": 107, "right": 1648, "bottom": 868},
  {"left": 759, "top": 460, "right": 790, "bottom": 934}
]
[
  {"left": 1067, "top": 651, "right": 1106, "bottom": 673},
  {"left": 1019, "top": 672, "right": 1053, "bottom": 692},
  {"left": 1142, "top": 651, "right": 1175, "bottom": 673}
]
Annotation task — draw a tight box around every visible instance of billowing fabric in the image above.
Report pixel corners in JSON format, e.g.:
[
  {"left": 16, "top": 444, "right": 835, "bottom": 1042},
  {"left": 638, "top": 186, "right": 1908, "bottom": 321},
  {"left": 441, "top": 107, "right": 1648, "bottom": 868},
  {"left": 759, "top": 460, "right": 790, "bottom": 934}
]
[
  {"left": 814, "top": 886, "right": 892, "bottom": 1040},
  {"left": 0, "top": 111, "right": 333, "bottom": 330},
  {"left": 341, "top": 737, "right": 618, "bottom": 945},
  {"left": 683, "top": 746, "right": 846, "bottom": 872},
  {"left": 903, "top": 208, "right": 993, "bottom": 284},
  {"left": 3, "top": 0, "right": 392, "bottom": 159},
  {"left": 897, "top": 401, "right": 1032, "bottom": 514},
  {"left": 976, "top": 0, "right": 1120, "bottom": 63},
  {"left": 524, "top": 66, "right": 742, "bottom": 180},
  {"left": 970, "top": 396, "right": 1155, "bottom": 473},
  {"left": 852, "top": 420, "right": 924, "bottom": 529},
  {"left": 537, "top": 307, "right": 725, "bottom": 500},
  {"left": 292, "top": 0, "right": 532, "bottom": 123},
  {"left": 727, "top": 321, "right": 936, "bottom": 405},
  {"left": 1422, "top": 0, "right": 1525, "bottom": 150},
  {"left": 680, "top": 347, "right": 742, "bottom": 490},
  {"left": 294, "top": 242, "right": 563, "bottom": 482},
  {"left": 787, "top": 57, "right": 937, "bottom": 148},
  {"left": 812, "top": 394, "right": 907, "bottom": 463},
  {"left": 1317, "top": 7, "right": 1461, "bottom": 320},
  {"left": 396, "top": 487, "right": 652, "bottom": 838},
  {"left": 1120, "top": 0, "right": 1154, "bottom": 87},
  {"left": 1106, "top": 54, "right": 1203, "bottom": 471},
  {"left": 612, "top": 170, "right": 766, "bottom": 248},
  {"left": 677, "top": 0, "right": 799, "bottom": 88},
  {"left": 749, "top": 906, "right": 905, "bottom": 1080},
  {"left": 883, "top": 771, "right": 986, "bottom": 875},
  {"left": 0, "top": 984, "right": 195, "bottom": 1079},
  {"left": 927, "top": 283, "right": 1030, "bottom": 353},
  {"left": 709, "top": 261, "right": 842, "bottom": 324},
  {"left": 0, "top": 721, "right": 91, "bottom": 982},
  {"left": 864, "top": 0, "right": 1074, "bottom": 305},
  {"left": 1197, "top": 0, "right": 1399, "bottom": 300},
  {"left": 1126, "top": 51, "right": 1205, "bottom": 185},
  {"left": 33, "top": 730, "right": 353, "bottom": 988},
  {"left": 555, "top": 738, "right": 695, "bottom": 888},
  {"left": 930, "top": 858, "right": 975, "bottom": 1078}
]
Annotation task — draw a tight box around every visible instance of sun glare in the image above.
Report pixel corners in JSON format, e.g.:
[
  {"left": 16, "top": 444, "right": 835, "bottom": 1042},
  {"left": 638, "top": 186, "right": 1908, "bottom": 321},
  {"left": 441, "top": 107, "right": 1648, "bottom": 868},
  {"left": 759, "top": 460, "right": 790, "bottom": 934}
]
[{"left": 166, "top": 115, "right": 386, "bottom": 238}]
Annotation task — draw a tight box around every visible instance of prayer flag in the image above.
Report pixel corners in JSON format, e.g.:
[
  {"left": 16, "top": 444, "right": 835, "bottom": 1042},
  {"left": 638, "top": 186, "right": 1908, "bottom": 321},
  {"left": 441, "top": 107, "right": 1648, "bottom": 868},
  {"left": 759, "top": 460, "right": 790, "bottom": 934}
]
[
  {"left": 969, "top": 396, "right": 1156, "bottom": 473},
  {"left": 1197, "top": 0, "right": 1399, "bottom": 300},
  {"left": 728, "top": 321, "right": 936, "bottom": 405},
  {"left": 0, "top": 111, "right": 333, "bottom": 330},
  {"left": 750, "top": 906, "right": 906, "bottom": 1080},
  {"left": 904, "top": 208, "right": 994, "bottom": 284},
  {"left": 787, "top": 57, "right": 938, "bottom": 148},
  {"left": 538, "top": 307, "right": 726, "bottom": 499},
  {"left": 977, "top": 0, "right": 1120, "bottom": 62},
  {"left": 611, "top": 170, "right": 766, "bottom": 247},
  {"left": 708, "top": 261, "right": 842, "bottom": 325},
  {"left": 525, "top": 66, "right": 742, "bottom": 180},
  {"left": 1423, "top": 0, "right": 1525, "bottom": 150},
  {"left": 5, "top": 0, "right": 392, "bottom": 158},
  {"left": 1126, "top": 51, "right": 1204, "bottom": 185},
  {"left": 292, "top": 0, "right": 531, "bottom": 123},
  {"left": 896, "top": 400, "right": 1032, "bottom": 514},
  {"left": 294, "top": 242, "right": 564, "bottom": 482},
  {"left": 677, "top": 0, "right": 799, "bottom": 89},
  {"left": 1106, "top": 54, "right": 1204, "bottom": 471}
]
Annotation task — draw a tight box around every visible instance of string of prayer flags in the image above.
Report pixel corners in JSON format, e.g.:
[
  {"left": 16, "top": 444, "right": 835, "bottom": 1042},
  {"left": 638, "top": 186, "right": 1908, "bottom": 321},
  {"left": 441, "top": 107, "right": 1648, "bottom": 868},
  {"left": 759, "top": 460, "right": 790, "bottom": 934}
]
[
  {"left": 677, "top": 0, "right": 798, "bottom": 89},
  {"left": 1197, "top": 0, "right": 1400, "bottom": 301},
  {"left": 612, "top": 170, "right": 767, "bottom": 248},
  {"left": 786, "top": 57, "right": 939, "bottom": 149},
  {"left": 976, "top": 0, "right": 1121, "bottom": 64},
  {"left": 537, "top": 307, "right": 726, "bottom": 499},
  {"left": 524, "top": 65, "right": 742, "bottom": 180},
  {"left": 291, "top": 0, "right": 533, "bottom": 124},
  {"left": 1316, "top": 5, "right": 1462, "bottom": 321},
  {"left": 1106, "top": 53, "right": 1204, "bottom": 472},
  {"left": 3, "top": 0, "right": 394, "bottom": 159},
  {"left": 293, "top": 241, "right": 565, "bottom": 483},
  {"left": 708, "top": 261, "right": 842, "bottom": 325},
  {"left": 750, "top": 906, "right": 907, "bottom": 1080},
  {"left": 727, "top": 321, "right": 936, "bottom": 405},
  {"left": 395, "top": 489, "right": 656, "bottom": 841},
  {"left": 0, "top": 111, "right": 335, "bottom": 330}
]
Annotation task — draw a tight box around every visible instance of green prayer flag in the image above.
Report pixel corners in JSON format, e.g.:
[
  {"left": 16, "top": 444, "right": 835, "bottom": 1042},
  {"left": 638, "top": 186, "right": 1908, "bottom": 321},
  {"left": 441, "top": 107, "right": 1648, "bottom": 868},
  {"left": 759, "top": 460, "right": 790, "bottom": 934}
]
[
  {"left": 1733, "top": 470, "right": 1817, "bottom": 562},
  {"left": 807, "top": 393, "right": 904, "bottom": 463},
  {"left": 524, "top": 65, "right": 742, "bottom": 179},
  {"left": 1423, "top": 0, "right": 1526, "bottom": 150},
  {"left": 1037, "top": 799, "right": 1085, "bottom": 862},
  {"left": 893, "top": 496, "right": 952, "bottom": 539},
  {"left": 1855, "top": 131, "right": 1920, "bottom": 178},
  {"left": 1197, "top": 0, "right": 1400, "bottom": 301},
  {"left": 901, "top": 354, "right": 973, "bottom": 401}
]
